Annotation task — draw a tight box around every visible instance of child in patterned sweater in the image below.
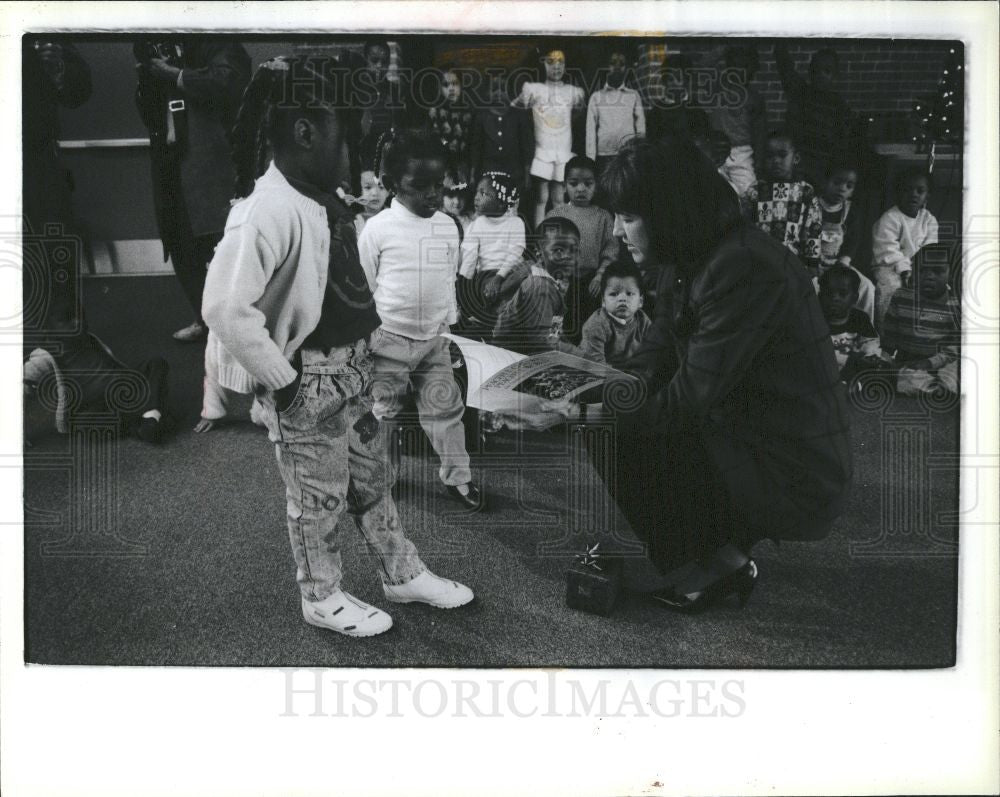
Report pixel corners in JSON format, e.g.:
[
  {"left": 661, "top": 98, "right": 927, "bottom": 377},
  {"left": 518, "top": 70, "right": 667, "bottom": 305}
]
[{"left": 745, "top": 129, "right": 821, "bottom": 269}]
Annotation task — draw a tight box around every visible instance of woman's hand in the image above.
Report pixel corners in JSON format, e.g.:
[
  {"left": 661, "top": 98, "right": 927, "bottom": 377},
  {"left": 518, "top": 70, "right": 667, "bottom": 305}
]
[
  {"left": 493, "top": 397, "right": 575, "bottom": 431},
  {"left": 588, "top": 272, "right": 603, "bottom": 299}
]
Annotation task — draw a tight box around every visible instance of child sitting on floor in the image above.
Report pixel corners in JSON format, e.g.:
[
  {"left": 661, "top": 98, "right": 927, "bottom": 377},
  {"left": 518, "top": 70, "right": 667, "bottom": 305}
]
[
  {"left": 817, "top": 266, "right": 883, "bottom": 381},
  {"left": 546, "top": 155, "right": 618, "bottom": 343},
  {"left": 745, "top": 129, "right": 822, "bottom": 269},
  {"left": 457, "top": 170, "right": 526, "bottom": 329},
  {"left": 807, "top": 162, "right": 876, "bottom": 321},
  {"left": 872, "top": 166, "right": 939, "bottom": 324},
  {"left": 442, "top": 166, "right": 475, "bottom": 231},
  {"left": 569, "top": 260, "right": 651, "bottom": 368},
  {"left": 492, "top": 215, "right": 580, "bottom": 355},
  {"left": 880, "top": 243, "right": 960, "bottom": 398},
  {"left": 24, "top": 310, "right": 172, "bottom": 445}
]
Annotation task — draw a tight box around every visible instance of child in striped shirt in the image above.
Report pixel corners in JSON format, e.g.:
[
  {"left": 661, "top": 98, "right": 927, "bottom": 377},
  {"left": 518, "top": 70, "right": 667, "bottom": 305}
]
[{"left": 881, "top": 243, "right": 960, "bottom": 397}]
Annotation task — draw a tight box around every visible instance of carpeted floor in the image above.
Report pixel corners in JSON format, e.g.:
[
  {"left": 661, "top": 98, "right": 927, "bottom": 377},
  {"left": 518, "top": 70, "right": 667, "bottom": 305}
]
[{"left": 23, "top": 276, "right": 960, "bottom": 667}]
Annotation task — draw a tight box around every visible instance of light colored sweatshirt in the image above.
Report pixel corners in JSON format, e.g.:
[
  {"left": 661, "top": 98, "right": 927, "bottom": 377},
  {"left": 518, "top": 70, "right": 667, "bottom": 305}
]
[
  {"left": 872, "top": 206, "right": 939, "bottom": 275},
  {"left": 358, "top": 201, "right": 460, "bottom": 340},
  {"left": 459, "top": 213, "right": 527, "bottom": 279}
]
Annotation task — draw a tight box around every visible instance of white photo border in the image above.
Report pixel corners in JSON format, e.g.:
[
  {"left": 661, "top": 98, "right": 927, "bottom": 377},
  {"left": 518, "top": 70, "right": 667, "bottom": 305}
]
[{"left": 2, "top": 2, "right": 997, "bottom": 795}]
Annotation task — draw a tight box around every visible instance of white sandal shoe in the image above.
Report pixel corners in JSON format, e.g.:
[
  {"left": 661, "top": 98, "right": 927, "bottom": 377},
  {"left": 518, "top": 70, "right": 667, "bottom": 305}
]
[{"left": 301, "top": 590, "right": 393, "bottom": 637}]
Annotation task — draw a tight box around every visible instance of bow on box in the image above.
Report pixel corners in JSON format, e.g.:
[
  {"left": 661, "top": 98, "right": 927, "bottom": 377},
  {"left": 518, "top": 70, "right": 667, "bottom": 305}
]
[{"left": 576, "top": 542, "right": 608, "bottom": 571}]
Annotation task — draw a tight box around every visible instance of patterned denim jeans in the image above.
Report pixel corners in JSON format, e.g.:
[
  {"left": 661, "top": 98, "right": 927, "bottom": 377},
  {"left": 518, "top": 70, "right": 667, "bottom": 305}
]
[
  {"left": 259, "top": 337, "right": 425, "bottom": 602},
  {"left": 369, "top": 327, "right": 472, "bottom": 487}
]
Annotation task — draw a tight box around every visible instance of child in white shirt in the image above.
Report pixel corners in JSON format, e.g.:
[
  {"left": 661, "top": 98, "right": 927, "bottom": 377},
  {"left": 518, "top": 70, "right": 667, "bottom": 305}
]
[
  {"left": 872, "top": 166, "right": 938, "bottom": 324},
  {"left": 358, "top": 129, "right": 484, "bottom": 510},
  {"left": 457, "top": 171, "right": 527, "bottom": 328}
]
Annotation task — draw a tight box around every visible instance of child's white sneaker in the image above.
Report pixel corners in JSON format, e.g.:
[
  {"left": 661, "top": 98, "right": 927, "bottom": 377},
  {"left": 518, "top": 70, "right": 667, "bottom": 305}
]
[
  {"left": 301, "top": 589, "right": 393, "bottom": 637},
  {"left": 383, "top": 570, "right": 474, "bottom": 609}
]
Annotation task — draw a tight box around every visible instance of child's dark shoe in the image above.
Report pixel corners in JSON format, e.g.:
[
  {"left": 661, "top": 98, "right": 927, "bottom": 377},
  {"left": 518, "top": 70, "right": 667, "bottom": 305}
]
[
  {"left": 446, "top": 482, "right": 485, "bottom": 510},
  {"left": 137, "top": 416, "right": 165, "bottom": 444}
]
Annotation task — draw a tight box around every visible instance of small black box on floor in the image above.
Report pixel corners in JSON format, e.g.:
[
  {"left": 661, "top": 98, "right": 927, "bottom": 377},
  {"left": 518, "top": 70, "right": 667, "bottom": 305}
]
[{"left": 565, "top": 543, "right": 623, "bottom": 617}]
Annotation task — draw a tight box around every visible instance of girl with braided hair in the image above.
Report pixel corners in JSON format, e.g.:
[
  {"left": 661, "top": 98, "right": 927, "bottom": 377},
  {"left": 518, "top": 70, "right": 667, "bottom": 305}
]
[{"left": 202, "top": 56, "right": 475, "bottom": 639}]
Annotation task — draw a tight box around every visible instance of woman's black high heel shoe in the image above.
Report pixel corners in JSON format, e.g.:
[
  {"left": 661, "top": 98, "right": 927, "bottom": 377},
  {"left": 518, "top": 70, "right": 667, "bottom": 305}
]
[{"left": 651, "top": 559, "right": 758, "bottom": 613}]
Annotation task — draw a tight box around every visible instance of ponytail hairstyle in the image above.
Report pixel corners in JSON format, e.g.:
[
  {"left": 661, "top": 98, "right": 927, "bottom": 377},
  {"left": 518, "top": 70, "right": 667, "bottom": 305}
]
[{"left": 230, "top": 54, "right": 360, "bottom": 199}]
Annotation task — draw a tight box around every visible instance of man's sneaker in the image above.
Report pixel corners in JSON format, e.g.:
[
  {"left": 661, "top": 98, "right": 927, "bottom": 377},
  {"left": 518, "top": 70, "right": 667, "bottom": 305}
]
[
  {"left": 383, "top": 570, "right": 474, "bottom": 609},
  {"left": 173, "top": 321, "right": 208, "bottom": 343},
  {"left": 301, "top": 590, "right": 393, "bottom": 637}
]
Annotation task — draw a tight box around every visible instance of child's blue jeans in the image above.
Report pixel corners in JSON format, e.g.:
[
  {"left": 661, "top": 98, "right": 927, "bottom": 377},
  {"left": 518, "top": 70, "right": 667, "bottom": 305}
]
[{"left": 258, "top": 337, "right": 426, "bottom": 603}]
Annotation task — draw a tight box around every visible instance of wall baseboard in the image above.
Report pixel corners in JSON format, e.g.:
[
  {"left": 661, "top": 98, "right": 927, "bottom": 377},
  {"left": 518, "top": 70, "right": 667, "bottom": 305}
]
[{"left": 89, "top": 239, "right": 174, "bottom": 276}]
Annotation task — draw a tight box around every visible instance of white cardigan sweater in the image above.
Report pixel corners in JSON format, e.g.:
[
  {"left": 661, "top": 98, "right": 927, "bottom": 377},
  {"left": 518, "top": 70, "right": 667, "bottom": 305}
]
[{"left": 202, "top": 163, "right": 331, "bottom": 392}]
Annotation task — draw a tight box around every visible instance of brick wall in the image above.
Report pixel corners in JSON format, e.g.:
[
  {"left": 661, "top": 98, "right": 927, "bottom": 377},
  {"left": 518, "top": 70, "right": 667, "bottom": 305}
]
[{"left": 639, "top": 39, "right": 960, "bottom": 142}]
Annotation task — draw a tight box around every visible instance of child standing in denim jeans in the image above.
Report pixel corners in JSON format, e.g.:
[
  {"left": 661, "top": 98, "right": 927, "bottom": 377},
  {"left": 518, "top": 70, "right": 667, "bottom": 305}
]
[
  {"left": 358, "top": 129, "right": 485, "bottom": 511},
  {"left": 204, "top": 58, "right": 473, "bottom": 639}
]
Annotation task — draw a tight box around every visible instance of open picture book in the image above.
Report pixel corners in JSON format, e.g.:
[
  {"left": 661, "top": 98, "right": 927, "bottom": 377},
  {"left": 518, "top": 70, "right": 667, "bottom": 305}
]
[{"left": 444, "top": 334, "right": 636, "bottom": 420}]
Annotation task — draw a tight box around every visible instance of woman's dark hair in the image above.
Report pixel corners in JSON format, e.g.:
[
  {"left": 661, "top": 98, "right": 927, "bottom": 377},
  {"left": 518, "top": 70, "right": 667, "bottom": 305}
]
[
  {"left": 230, "top": 55, "right": 359, "bottom": 199},
  {"left": 378, "top": 127, "right": 448, "bottom": 191},
  {"left": 601, "top": 135, "right": 744, "bottom": 268}
]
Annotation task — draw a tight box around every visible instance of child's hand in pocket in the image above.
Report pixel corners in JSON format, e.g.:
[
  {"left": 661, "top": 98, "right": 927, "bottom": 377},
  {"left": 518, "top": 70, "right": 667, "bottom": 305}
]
[
  {"left": 274, "top": 372, "right": 302, "bottom": 413},
  {"left": 353, "top": 410, "right": 380, "bottom": 444}
]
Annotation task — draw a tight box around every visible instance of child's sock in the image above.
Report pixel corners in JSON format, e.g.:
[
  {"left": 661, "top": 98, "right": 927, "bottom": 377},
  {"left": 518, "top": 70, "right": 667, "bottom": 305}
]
[{"left": 142, "top": 409, "right": 162, "bottom": 422}]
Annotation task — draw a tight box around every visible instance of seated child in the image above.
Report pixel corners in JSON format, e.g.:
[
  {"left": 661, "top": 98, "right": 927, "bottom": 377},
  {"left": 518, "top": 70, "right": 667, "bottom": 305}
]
[
  {"left": 457, "top": 171, "right": 526, "bottom": 328},
  {"left": 807, "top": 162, "right": 876, "bottom": 321},
  {"left": 745, "top": 129, "right": 822, "bottom": 269},
  {"left": 492, "top": 215, "right": 580, "bottom": 355},
  {"left": 545, "top": 155, "right": 618, "bottom": 343},
  {"left": 570, "top": 260, "right": 652, "bottom": 368},
  {"left": 872, "top": 166, "right": 939, "bottom": 324},
  {"left": 442, "top": 166, "right": 475, "bottom": 231},
  {"left": 817, "top": 266, "right": 883, "bottom": 379},
  {"left": 352, "top": 166, "right": 391, "bottom": 236},
  {"left": 24, "top": 316, "right": 171, "bottom": 445},
  {"left": 358, "top": 128, "right": 484, "bottom": 510},
  {"left": 880, "top": 243, "right": 959, "bottom": 397}
]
